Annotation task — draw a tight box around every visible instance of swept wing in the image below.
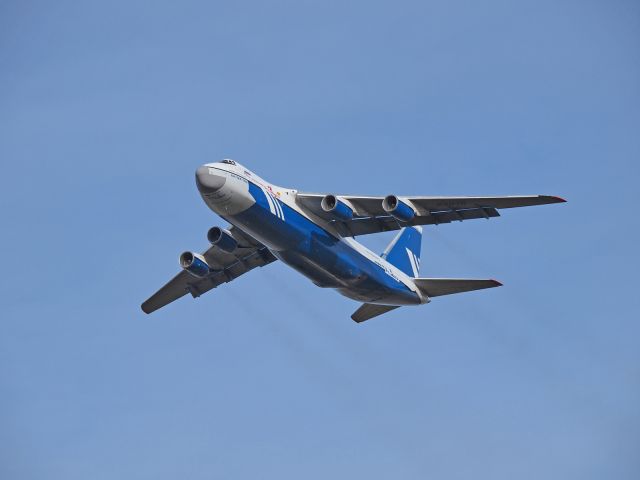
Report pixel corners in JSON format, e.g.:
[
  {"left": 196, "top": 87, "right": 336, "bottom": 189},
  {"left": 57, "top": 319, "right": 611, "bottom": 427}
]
[
  {"left": 141, "top": 226, "right": 277, "bottom": 314},
  {"left": 296, "top": 194, "right": 565, "bottom": 236}
]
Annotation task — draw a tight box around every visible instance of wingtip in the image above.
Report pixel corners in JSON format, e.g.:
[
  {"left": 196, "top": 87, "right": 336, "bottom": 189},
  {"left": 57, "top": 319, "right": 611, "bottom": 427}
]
[
  {"left": 491, "top": 279, "right": 503, "bottom": 287},
  {"left": 544, "top": 195, "right": 567, "bottom": 203}
]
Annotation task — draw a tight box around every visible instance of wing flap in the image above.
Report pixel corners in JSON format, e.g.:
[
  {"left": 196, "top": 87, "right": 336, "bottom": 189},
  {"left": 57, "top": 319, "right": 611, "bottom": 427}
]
[
  {"left": 419, "top": 207, "right": 501, "bottom": 224},
  {"left": 336, "top": 207, "right": 500, "bottom": 236}
]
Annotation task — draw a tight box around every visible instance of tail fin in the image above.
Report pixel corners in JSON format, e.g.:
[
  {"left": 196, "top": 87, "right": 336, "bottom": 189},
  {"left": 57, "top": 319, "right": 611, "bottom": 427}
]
[{"left": 381, "top": 226, "right": 422, "bottom": 277}]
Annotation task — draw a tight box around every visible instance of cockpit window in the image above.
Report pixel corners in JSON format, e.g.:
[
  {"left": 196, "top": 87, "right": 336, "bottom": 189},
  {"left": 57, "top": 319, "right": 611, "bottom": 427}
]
[{"left": 221, "top": 159, "right": 236, "bottom": 165}]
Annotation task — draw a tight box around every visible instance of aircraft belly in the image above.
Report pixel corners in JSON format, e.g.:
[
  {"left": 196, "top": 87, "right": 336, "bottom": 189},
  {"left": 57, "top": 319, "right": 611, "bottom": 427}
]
[{"left": 228, "top": 205, "right": 361, "bottom": 289}]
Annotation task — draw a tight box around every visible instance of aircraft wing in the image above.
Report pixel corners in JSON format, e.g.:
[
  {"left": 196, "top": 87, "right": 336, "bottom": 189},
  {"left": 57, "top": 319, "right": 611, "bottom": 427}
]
[
  {"left": 141, "top": 226, "right": 277, "bottom": 314},
  {"left": 295, "top": 193, "right": 565, "bottom": 236}
]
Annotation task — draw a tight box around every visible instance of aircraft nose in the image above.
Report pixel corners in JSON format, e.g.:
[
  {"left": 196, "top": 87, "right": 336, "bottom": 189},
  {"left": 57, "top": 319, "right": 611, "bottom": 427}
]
[{"left": 196, "top": 166, "right": 226, "bottom": 194}]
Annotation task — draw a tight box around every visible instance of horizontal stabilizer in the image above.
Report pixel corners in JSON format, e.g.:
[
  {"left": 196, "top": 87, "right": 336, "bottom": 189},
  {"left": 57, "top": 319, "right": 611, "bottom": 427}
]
[
  {"left": 351, "top": 303, "right": 400, "bottom": 323},
  {"left": 414, "top": 278, "right": 502, "bottom": 297}
]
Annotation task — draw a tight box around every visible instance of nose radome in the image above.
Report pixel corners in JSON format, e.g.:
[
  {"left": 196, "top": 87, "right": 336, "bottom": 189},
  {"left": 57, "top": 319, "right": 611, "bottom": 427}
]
[{"left": 196, "top": 166, "right": 226, "bottom": 194}]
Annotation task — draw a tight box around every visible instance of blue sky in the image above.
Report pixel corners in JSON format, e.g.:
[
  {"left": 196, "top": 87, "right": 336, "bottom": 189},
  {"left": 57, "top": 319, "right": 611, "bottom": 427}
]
[{"left": 1, "top": 1, "right": 639, "bottom": 478}]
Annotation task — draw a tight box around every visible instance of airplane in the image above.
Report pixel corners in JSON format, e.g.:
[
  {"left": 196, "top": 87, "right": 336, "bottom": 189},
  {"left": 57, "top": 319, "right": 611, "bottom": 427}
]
[{"left": 141, "top": 159, "right": 565, "bottom": 322}]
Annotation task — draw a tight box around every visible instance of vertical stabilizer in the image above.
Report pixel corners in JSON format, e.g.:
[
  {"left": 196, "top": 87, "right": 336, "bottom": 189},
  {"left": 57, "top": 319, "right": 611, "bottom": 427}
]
[{"left": 381, "top": 226, "right": 422, "bottom": 277}]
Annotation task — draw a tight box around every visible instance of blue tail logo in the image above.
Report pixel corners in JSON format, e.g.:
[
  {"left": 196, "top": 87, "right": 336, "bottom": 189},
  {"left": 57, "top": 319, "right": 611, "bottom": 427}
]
[{"left": 381, "top": 226, "right": 422, "bottom": 277}]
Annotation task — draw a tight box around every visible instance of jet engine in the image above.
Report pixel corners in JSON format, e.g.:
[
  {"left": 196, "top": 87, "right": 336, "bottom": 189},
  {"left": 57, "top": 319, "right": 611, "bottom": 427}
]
[
  {"left": 179, "top": 251, "right": 211, "bottom": 278},
  {"left": 321, "top": 194, "right": 353, "bottom": 221},
  {"left": 382, "top": 195, "right": 415, "bottom": 222},
  {"left": 207, "top": 226, "right": 238, "bottom": 253}
]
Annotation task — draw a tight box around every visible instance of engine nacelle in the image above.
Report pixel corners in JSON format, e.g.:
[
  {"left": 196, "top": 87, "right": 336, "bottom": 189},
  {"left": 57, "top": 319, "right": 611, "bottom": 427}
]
[
  {"left": 207, "top": 226, "right": 238, "bottom": 253},
  {"left": 382, "top": 195, "right": 415, "bottom": 222},
  {"left": 179, "top": 251, "right": 211, "bottom": 278},
  {"left": 321, "top": 194, "right": 353, "bottom": 221}
]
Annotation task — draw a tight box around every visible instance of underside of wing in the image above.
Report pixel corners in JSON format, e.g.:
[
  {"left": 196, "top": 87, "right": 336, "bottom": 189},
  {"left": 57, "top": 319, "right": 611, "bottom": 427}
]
[
  {"left": 296, "top": 193, "right": 565, "bottom": 236},
  {"left": 141, "top": 226, "right": 277, "bottom": 314},
  {"left": 414, "top": 278, "right": 502, "bottom": 297},
  {"left": 351, "top": 303, "right": 400, "bottom": 323}
]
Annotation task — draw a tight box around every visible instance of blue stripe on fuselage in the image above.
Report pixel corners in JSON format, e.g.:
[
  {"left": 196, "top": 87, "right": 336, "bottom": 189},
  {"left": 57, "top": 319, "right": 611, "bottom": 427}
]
[{"left": 223, "top": 181, "right": 420, "bottom": 305}]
